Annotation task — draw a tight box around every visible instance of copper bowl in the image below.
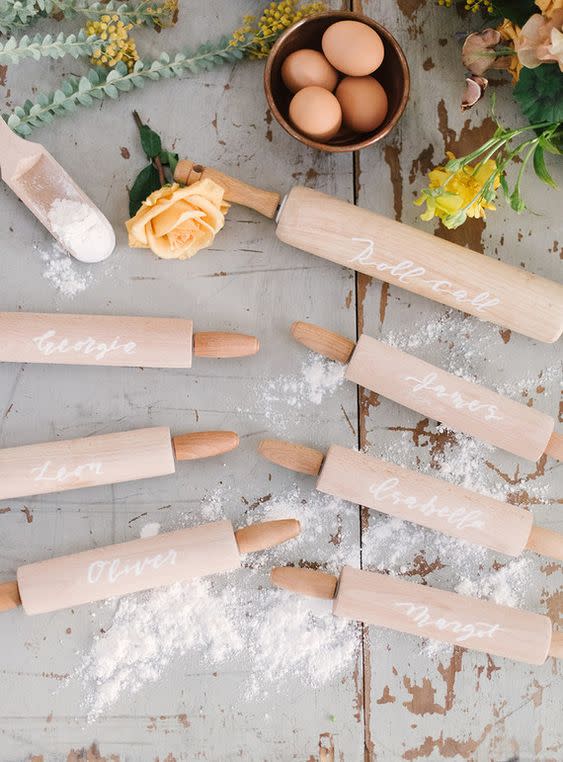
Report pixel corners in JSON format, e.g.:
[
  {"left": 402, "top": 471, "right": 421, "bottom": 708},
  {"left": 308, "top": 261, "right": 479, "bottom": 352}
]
[{"left": 264, "top": 10, "right": 410, "bottom": 152}]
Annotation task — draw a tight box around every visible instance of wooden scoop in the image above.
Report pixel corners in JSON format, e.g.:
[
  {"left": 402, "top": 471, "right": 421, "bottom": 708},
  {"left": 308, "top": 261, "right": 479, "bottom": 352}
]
[
  {"left": 259, "top": 439, "right": 562, "bottom": 561},
  {"left": 291, "top": 321, "right": 562, "bottom": 463},
  {"left": 272, "top": 566, "right": 563, "bottom": 665},
  {"left": 0, "top": 312, "right": 259, "bottom": 368},
  {"left": 0, "top": 427, "right": 240, "bottom": 500},
  {"left": 0, "top": 518, "right": 300, "bottom": 616},
  {"left": 174, "top": 158, "right": 563, "bottom": 344},
  {"left": 0, "top": 118, "right": 115, "bottom": 263}
]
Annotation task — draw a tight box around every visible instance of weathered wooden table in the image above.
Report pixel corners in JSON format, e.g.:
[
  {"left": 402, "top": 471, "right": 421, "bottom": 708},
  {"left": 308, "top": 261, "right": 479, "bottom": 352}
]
[{"left": 0, "top": 1, "right": 561, "bottom": 760}]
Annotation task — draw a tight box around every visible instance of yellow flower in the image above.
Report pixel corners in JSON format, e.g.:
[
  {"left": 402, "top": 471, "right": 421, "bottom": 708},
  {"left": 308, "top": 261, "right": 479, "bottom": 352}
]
[
  {"left": 126, "top": 179, "right": 230, "bottom": 260},
  {"left": 85, "top": 16, "right": 139, "bottom": 71},
  {"left": 415, "top": 152, "right": 500, "bottom": 228},
  {"left": 497, "top": 18, "right": 523, "bottom": 81},
  {"left": 536, "top": 0, "right": 563, "bottom": 19}
]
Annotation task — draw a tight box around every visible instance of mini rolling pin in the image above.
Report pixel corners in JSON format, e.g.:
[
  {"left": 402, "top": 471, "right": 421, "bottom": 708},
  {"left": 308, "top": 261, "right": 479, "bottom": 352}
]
[
  {"left": 272, "top": 566, "right": 563, "bottom": 666},
  {"left": 174, "top": 158, "right": 563, "bottom": 344},
  {"left": 0, "top": 427, "right": 239, "bottom": 500},
  {"left": 292, "top": 321, "right": 562, "bottom": 463},
  {"left": 259, "top": 439, "right": 563, "bottom": 561},
  {"left": 0, "top": 519, "right": 300, "bottom": 616},
  {"left": 0, "top": 312, "right": 259, "bottom": 368}
]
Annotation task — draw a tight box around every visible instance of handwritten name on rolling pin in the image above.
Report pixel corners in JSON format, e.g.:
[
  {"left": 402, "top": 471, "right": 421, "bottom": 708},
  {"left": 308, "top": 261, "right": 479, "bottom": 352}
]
[{"left": 350, "top": 238, "right": 500, "bottom": 312}]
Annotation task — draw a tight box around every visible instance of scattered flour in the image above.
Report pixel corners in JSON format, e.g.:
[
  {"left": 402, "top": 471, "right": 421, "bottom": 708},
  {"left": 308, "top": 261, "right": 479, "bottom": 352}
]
[
  {"left": 38, "top": 241, "right": 92, "bottom": 298},
  {"left": 248, "top": 352, "right": 345, "bottom": 430},
  {"left": 455, "top": 557, "right": 533, "bottom": 608},
  {"left": 264, "top": 353, "right": 345, "bottom": 407},
  {"left": 139, "top": 522, "right": 160, "bottom": 539}
]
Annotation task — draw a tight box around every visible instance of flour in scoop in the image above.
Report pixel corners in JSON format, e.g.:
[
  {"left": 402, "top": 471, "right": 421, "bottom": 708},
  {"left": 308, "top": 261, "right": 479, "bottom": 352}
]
[{"left": 48, "top": 198, "right": 115, "bottom": 264}]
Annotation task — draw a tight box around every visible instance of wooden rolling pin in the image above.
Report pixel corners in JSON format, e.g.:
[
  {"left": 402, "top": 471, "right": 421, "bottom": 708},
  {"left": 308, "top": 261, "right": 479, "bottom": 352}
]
[
  {"left": 259, "top": 439, "right": 562, "bottom": 561},
  {"left": 0, "top": 518, "right": 300, "bottom": 616},
  {"left": 272, "top": 566, "right": 563, "bottom": 666},
  {"left": 0, "top": 427, "right": 239, "bottom": 500},
  {"left": 292, "top": 321, "right": 562, "bottom": 463},
  {"left": 174, "top": 158, "right": 563, "bottom": 344},
  {"left": 0, "top": 312, "right": 259, "bottom": 368}
]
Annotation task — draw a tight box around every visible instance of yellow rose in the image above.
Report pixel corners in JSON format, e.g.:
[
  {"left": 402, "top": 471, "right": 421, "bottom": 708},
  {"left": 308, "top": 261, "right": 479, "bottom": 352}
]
[{"left": 125, "top": 178, "right": 229, "bottom": 260}]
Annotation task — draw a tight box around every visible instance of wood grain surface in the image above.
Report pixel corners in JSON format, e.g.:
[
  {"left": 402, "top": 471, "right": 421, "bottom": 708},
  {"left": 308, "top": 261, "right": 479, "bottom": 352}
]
[{"left": 0, "top": 0, "right": 560, "bottom": 759}]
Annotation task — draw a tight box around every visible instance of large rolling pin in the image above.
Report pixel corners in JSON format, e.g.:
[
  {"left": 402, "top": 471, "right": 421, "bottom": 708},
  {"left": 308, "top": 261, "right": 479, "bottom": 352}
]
[
  {"left": 292, "top": 321, "right": 562, "bottom": 463},
  {"left": 174, "top": 159, "right": 563, "bottom": 344},
  {"left": 0, "top": 312, "right": 259, "bottom": 368},
  {"left": 0, "top": 519, "right": 300, "bottom": 616},
  {"left": 0, "top": 427, "right": 239, "bottom": 500},
  {"left": 272, "top": 566, "right": 563, "bottom": 666},
  {"left": 259, "top": 439, "right": 562, "bottom": 561}
]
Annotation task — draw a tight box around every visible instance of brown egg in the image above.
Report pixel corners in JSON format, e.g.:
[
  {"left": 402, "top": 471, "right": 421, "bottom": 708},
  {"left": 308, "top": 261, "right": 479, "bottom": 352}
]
[
  {"left": 335, "top": 76, "right": 388, "bottom": 133},
  {"left": 289, "top": 86, "right": 342, "bottom": 142},
  {"left": 281, "top": 49, "right": 339, "bottom": 94},
  {"left": 322, "top": 20, "right": 385, "bottom": 76}
]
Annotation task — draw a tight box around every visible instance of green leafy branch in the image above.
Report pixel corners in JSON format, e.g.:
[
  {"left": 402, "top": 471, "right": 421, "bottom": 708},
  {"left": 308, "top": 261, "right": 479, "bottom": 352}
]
[
  {"left": 129, "top": 111, "right": 178, "bottom": 216},
  {"left": 0, "top": 30, "right": 101, "bottom": 64},
  {"left": 0, "top": 0, "right": 176, "bottom": 34},
  {"left": 3, "top": 38, "right": 249, "bottom": 137},
  {"left": 444, "top": 121, "right": 560, "bottom": 225}
]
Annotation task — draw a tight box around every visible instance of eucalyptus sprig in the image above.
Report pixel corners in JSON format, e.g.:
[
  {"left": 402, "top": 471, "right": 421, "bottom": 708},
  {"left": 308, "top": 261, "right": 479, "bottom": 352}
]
[
  {"left": 0, "top": 30, "right": 100, "bottom": 64},
  {"left": 5, "top": 41, "right": 245, "bottom": 137},
  {"left": 128, "top": 111, "right": 178, "bottom": 215},
  {"left": 0, "top": 0, "right": 177, "bottom": 35}
]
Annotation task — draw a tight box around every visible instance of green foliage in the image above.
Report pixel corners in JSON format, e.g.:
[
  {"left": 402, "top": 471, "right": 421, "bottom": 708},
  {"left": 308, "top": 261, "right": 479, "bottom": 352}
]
[
  {"left": 0, "top": 0, "right": 173, "bottom": 34},
  {"left": 532, "top": 144, "right": 557, "bottom": 189},
  {"left": 128, "top": 163, "right": 161, "bottom": 216},
  {"left": 139, "top": 124, "right": 162, "bottom": 158},
  {"left": 490, "top": 0, "right": 535, "bottom": 26},
  {"left": 0, "top": 30, "right": 99, "bottom": 65},
  {"left": 4, "top": 40, "right": 243, "bottom": 137},
  {"left": 128, "top": 112, "right": 179, "bottom": 215},
  {"left": 514, "top": 65, "right": 563, "bottom": 125}
]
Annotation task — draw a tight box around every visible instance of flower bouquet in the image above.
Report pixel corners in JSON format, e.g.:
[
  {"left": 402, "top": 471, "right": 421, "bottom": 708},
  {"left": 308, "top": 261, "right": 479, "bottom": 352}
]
[{"left": 416, "top": 0, "right": 562, "bottom": 229}]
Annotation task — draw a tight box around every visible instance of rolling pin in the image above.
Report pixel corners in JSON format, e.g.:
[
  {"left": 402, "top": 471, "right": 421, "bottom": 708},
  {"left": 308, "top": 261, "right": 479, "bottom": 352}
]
[
  {"left": 174, "top": 159, "right": 563, "bottom": 344},
  {"left": 259, "top": 439, "right": 563, "bottom": 561},
  {"left": 291, "top": 321, "right": 562, "bottom": 463},
  {"left": 0, "top": 518, "right": 300, "bottom": 616},
  {"left": 0, "top": 427, "right": 240, "bottom": 500},
  {"left": 0, "top": 312, "right": 259, "bottom": 368},
  {"left": 272, "top": 566, "right": 563, "bottom": 666}
]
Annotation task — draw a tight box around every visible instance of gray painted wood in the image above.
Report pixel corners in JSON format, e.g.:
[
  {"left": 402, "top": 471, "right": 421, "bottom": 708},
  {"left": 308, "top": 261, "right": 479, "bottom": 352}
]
[{"left": 0, "top": 1, "right": 560, "bottom": 759}]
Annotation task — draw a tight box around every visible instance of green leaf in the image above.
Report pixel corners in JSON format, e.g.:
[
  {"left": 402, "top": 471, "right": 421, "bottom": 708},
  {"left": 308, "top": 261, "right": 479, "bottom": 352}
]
[
  {"left": 490, "top": 0, "right": 535, "bottom": 26},
  {"left": 532, "top": 145, "right": 557, "bottom": 189},
  {"left": 128, "top": 163, "right": 161, "bottom": 217},
  {"left": 514, "top": 65, "right": 563, "bottom": 126},
  {"left": 139, "top": 123, "right": 162, "bottom": 158},
  {"left": 160, "top": 149, "right": 179, "bottom": 175},
  {"left": 509, "top": 187, "right": 525, "bottom": 213}
]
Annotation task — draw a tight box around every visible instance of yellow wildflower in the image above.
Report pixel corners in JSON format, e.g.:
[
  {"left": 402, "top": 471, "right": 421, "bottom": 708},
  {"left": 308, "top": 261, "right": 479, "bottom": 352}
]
[
  {"left": 415, "top": 152, "right": 500, "bottom": 228},
  {"left": 229, "top": 1, "right": 326, "bottom": 58},
  {"left": 464, "top": 0, "right": 494, "bottom": 13},
  {"left": 85, "top": 15, "right": 139, "bottom": 71}
]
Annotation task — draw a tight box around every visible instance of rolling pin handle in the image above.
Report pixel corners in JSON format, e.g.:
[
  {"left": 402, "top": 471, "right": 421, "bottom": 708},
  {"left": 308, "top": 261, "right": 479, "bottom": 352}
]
[
  {"left": 271, "top": 567, "right": 338, "bottom": 600},
  {"left": 258, "top": 439, "right": 324, "bottom": 477},
  {"left": 525, "top": 525, "right": 563, "bottom": 562},
  {"left": 0, "top": 580, "right": 21, "bottom": 612},
  {"left": 234, "top": 519, "right": 300, "bottom": 554},
  {"left": 291, "top": 321, "right": 355, "bottom": 364},
  {"left": 174, "top": 159, "right": 281, "bottom": 220},
  {"left": 172, "top": 431, "right": 240, "bottom": 461},
  {"left": 544, "top": 432, "right": 563, "bottom": 462},
  {"left": 193, "top": 332, "right": 260, "bottom": 358},
  {"left": 548, "top": 630, "right": 563, "bottom": 660}
]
